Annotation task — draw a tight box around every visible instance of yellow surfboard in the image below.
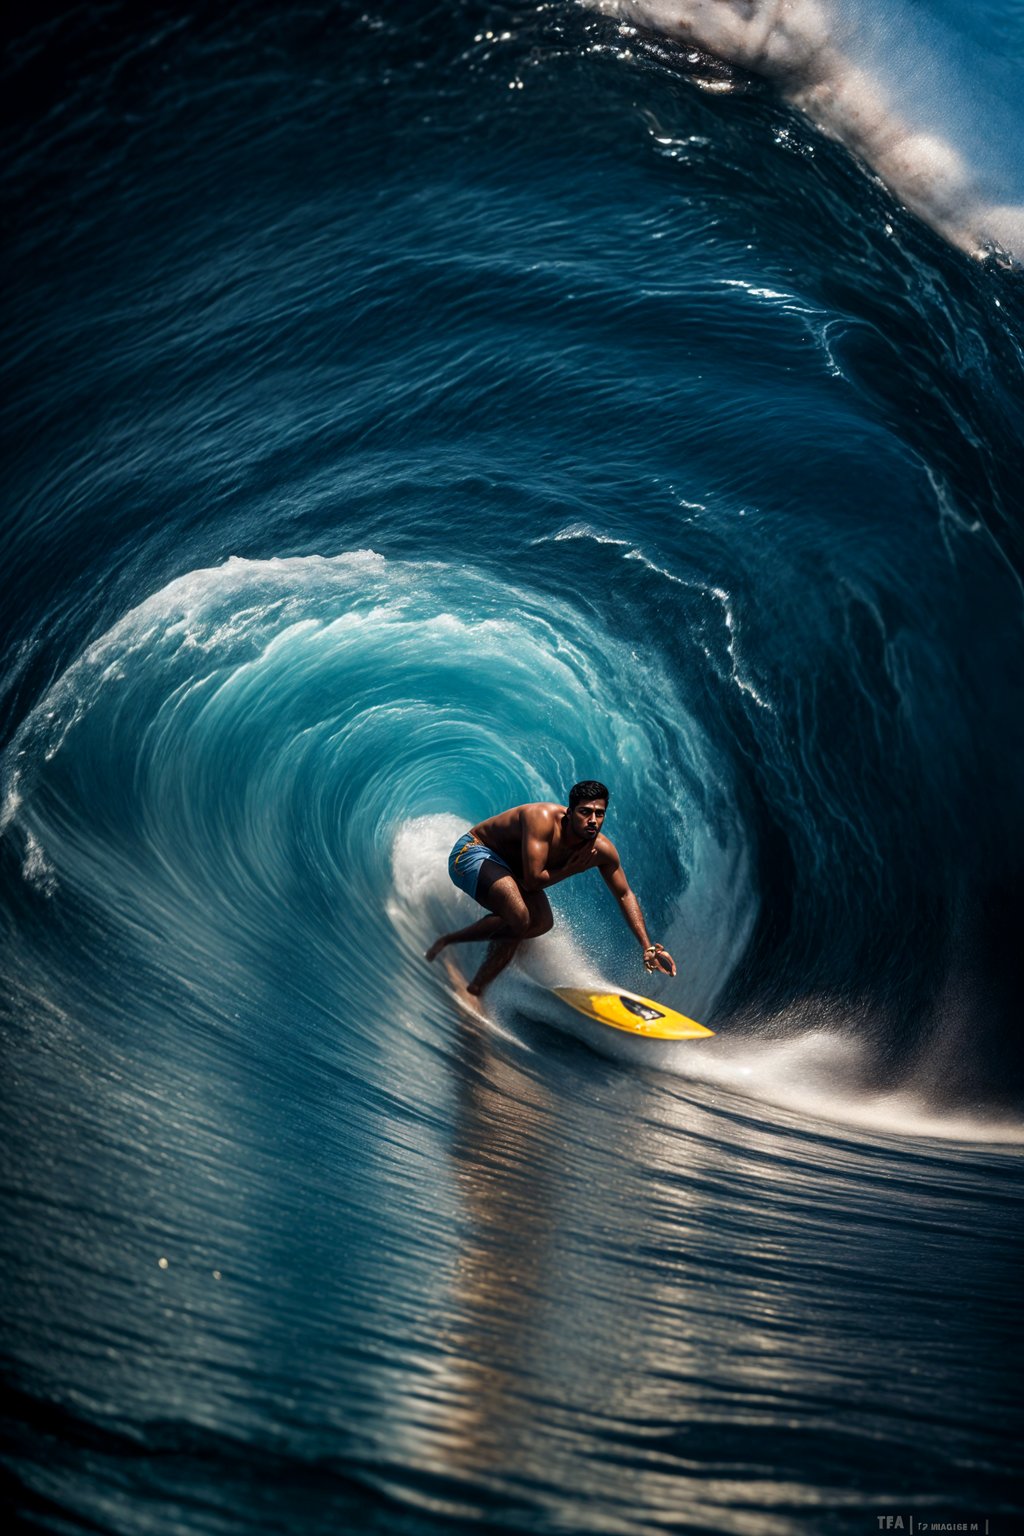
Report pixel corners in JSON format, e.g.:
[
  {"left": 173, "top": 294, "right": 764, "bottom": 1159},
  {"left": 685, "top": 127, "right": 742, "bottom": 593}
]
[{"left": 553, "top": 986, "right": 713, "bottom": 1040}]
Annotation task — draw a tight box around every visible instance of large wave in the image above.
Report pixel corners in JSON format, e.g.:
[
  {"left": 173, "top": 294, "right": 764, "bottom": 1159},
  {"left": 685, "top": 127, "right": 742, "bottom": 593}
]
[{"left": 3, "top": 12, "right": 1023, "bottom": 1536}]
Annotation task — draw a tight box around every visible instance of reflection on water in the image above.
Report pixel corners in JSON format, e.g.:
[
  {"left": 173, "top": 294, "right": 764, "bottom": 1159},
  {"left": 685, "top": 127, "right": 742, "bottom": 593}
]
[{"left": 362, "top": 1001, "right": 1022, "bottom": 1532}]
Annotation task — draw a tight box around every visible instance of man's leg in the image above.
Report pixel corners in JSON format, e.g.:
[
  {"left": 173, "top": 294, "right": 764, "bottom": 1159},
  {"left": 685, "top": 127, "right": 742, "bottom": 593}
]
[
  {"left": 425, "top": 911, "right": 504, "bottom": 960},
  {"left": 466, "top": 938, "right": 520, "bottom": 996},
  {"left": 465, "top": 888, "right": 554, "bottom": 997},
  {"left": 426, "top": 867, "right": 531, "bottom": 963}
]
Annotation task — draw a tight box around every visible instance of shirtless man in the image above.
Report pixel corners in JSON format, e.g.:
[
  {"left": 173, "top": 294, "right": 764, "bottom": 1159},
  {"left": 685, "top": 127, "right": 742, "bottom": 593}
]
[{"left": 425, "top": 780, "right": 676, "bottom": 998}]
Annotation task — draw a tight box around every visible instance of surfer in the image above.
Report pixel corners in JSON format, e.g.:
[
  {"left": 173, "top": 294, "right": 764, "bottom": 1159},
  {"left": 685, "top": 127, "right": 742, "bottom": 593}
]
[{"left": 425, "top": 781, "right": 676, "bottom": 998}]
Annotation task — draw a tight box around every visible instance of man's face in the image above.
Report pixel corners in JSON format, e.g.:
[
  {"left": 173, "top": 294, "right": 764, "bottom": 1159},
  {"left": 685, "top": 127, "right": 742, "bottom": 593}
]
[{"left": 569, "top": 800, "right": 607, "bottom": 839}]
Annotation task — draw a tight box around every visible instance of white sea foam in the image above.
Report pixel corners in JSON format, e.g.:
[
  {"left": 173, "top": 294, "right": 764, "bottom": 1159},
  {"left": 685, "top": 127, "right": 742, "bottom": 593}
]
[
  {"left": 708, "top": 585, "right": 773, "bottom": 710},
  {"left": 532, "top": 521, "right": 635, "bottom": 547},
  {"left": 388, "top": 813, "right": 470, "bottom": 925},
  {"left": 588, "top": 0, "right": 1024, "bottom": 261},
  {"left": 530, "top": 524, "right": 774, "bottom": 710},
  {"left": 667, "top": 1025, "right": 1024, "bottom": 1144},
  {"left": 22, "top": 831, "right": 57, "bottom": 897}
]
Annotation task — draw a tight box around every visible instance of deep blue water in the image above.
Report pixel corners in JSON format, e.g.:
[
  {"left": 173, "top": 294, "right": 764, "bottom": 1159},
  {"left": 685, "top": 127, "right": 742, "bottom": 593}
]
[{"left": 2, "top": 3, "right": 1023, "bottom": 1533}]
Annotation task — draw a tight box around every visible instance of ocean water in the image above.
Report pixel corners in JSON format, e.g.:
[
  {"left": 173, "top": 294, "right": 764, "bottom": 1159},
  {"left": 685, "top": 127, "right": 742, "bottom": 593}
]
[{"left": 2, "top": 3, "right": 1023, "bottom": 1533}]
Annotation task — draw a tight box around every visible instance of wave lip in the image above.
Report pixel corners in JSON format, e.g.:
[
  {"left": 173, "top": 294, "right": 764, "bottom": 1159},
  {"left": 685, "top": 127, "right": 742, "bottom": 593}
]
[{"left": 590, "top": 0, "right": 1024, "bottom": 261}]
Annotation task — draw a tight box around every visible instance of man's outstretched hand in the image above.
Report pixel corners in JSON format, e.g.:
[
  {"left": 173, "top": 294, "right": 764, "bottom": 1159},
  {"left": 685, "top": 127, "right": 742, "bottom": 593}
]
[{"left": 643, "top": 943, "right": 676, "bottom": 977}]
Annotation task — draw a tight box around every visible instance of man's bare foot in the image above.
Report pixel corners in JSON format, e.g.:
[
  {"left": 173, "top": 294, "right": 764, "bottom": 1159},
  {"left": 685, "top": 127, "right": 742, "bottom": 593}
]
[
  {"left": 441, "top": 953, "right": 487, "bottom": 1017},
  {"left": 425, "top": 935, "right": 447, "bottom": 962}
]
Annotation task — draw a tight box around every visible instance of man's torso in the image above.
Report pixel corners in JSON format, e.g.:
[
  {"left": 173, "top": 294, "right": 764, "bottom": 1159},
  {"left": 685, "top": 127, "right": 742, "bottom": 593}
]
[{"left": 470, "top": 802, "right": 610, "bottom": 882}]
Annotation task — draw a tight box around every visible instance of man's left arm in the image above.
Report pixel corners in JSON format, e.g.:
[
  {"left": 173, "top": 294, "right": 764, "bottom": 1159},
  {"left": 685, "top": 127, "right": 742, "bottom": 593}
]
[{"left": 599, "top": 848, "right": 676, "bottom": 977}]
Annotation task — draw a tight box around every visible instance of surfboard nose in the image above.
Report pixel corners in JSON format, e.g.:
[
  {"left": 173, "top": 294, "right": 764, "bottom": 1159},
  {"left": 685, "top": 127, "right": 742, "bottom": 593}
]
[{"left": 553, "top": 987, "right": 714, "bottom": 1040}]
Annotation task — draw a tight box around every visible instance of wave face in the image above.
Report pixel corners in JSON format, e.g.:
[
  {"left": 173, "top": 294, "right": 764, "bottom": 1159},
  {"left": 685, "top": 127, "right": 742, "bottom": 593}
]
[{"left": 2, "top": 3, "right": 1023, "bottom": 1533}]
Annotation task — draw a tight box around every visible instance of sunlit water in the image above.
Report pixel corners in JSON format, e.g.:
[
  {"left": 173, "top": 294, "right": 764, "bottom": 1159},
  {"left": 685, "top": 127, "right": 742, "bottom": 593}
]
[{"left": 2, "top": 4, "right": 1023, "bottom": 1532}]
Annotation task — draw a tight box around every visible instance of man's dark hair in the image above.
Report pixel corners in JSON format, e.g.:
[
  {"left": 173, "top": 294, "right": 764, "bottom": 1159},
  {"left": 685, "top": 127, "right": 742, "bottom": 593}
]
[{"left": 568, "top": 780, "right": 609, "bottom": 809}]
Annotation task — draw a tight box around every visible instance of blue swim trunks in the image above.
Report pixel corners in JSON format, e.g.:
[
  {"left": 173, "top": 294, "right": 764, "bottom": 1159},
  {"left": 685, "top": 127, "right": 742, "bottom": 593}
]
[{"left": 448, "top": 833, "right": 513, "bottom": 901}]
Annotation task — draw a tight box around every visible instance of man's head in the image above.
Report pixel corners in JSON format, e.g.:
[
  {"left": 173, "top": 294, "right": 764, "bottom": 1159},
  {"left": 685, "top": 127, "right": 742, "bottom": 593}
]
[{"left": 566, "top": 780, "right": 609, "bottom": 840}]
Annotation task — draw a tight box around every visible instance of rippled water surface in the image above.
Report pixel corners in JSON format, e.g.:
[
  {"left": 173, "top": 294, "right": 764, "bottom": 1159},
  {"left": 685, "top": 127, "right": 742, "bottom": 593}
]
[{"left": 2, "top": 3, "right": 1023, "bottom": 1533}]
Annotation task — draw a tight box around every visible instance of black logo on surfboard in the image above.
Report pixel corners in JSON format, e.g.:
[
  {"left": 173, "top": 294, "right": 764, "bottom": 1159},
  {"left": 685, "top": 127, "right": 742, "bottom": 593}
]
[{"left": 619, "top": 996, "right": 664, "bottom": 1022}]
